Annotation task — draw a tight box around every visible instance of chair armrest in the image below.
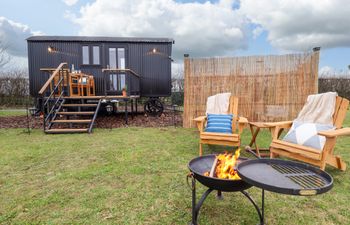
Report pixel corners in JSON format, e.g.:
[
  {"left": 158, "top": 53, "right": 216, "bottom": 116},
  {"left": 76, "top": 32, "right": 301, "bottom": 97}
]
[
  {"left": 193, "top": 116, "right": 207, "bottom": 122},
  {"left": 238, "top": 116, "right": 248, "bottom": 124},
  {"left": 268, "top": 121, "right": 293, "bottom": 140},
  {"left": 263, "top": 121, "right": 293, "bottom": 128},
  {"left": 193, "top": 116, "right": 207, "bottom": 132},
  {"left": 238, "top": 116, "right": 248, "bottom": 134},
  {"left": 318, "top": 128, "right": 350, "bottom": 138}
]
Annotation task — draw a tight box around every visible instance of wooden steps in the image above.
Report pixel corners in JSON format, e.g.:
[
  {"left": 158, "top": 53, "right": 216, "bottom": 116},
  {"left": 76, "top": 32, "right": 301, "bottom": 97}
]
[
  {"left": 51, "top": 119, "right": 92, "bottom": 123},
  {"left": 45, "top": 128, "right": 89, "bottom": 134},
  {"left": 56, "top": 111, "right": 95, "bottom": 115},
  {"left": 62, "top": 104, "right": 97, "bottom": 107},
  {"left": 44, "top": 99, "right": 102, "bottom": 134}
]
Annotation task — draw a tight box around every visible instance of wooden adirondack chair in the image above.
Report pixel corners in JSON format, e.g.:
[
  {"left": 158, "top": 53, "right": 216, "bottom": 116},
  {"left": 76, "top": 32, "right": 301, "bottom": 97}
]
[
  {"left": 269, "top": 96, "right": 350, "bottom": 171},
  {"left": 193, "top": 96, "right": 248, "bottom": 156}
]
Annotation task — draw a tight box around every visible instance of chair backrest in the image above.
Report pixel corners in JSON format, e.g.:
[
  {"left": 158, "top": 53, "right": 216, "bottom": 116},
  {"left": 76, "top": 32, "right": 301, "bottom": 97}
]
[
  {"left": 229, "top": 96, "right": 239, "bottom": 115},
  {"left": 229, "top": 96, "right": 239, "bottom": 132},
  {"left": 333, "top": 96, "right": 349, "bottom": 129}
]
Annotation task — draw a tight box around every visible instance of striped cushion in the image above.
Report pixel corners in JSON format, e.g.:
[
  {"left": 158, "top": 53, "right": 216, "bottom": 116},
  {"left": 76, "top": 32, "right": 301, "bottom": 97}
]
[{"left": 205, "top": 114, "right": 233, "bottom": 133}]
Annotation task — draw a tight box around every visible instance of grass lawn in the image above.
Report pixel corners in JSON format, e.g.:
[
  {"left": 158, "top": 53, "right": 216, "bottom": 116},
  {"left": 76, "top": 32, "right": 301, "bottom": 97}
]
[
  {"left": 0, "top": 113, "right": 350, "bottom": 224},
  {"left": 0, "top": 109, "right": 27, "bottom": 117}
]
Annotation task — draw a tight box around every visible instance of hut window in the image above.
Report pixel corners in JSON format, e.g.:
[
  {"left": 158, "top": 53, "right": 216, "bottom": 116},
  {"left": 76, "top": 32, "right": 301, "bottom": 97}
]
[
  {"left": 82, "top": 46, "right": 89, "bottom": 64},
  {"left": 109, "top": 48, "right": 117, "bottom": 69},
  {"left": 117, "top": 48, "right": 126, "bottom": 90},
  {"left": 117, "top": 48, "right": 125, "bottom": 69},
  {"left": 92, "top": 46, "right": 100, "bottom": 65}
]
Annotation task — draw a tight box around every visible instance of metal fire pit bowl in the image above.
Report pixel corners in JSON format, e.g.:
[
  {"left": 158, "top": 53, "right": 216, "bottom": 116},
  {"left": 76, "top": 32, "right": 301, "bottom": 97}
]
[
  {"left": 237, "top": 158, "right": 333, "bottom": 196},
  {"left": 188, "top": 154, "right": 251, "bottom": 192},
  {"left": 187, "top": 154, "right": 265, "bottom": 225}
]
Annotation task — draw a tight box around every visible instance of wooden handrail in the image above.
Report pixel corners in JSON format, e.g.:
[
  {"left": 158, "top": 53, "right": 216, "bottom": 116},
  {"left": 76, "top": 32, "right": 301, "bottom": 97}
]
[
  {"left": 39, "top": 62, "right": 68, "bottom": 95},
  {"left": 102, "top": 68, "right": 140, "bottom": 78}
]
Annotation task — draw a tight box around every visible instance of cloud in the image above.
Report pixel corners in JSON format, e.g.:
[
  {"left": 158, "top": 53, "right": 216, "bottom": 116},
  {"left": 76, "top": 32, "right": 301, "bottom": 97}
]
[
  {"left": 62, "top": 0, "right": 79, "bottom": 6},
  {"left": 240, "top": 0, "right": 350, "bottom": 51},
  {"left": 69, "top": 0, "right": 247, "bottom": 59},
  {"left": 0, "top": 17, "right": 42, "bottom": 57}
]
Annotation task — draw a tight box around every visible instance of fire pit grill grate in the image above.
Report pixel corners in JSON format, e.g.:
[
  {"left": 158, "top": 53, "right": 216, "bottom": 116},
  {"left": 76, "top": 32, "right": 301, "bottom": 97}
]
[
  {"left": 237, "top": 158, "right": 333, "bottom": 196},
  {"left": 271, "top": 164, "right": 327, "bottom": 189}
]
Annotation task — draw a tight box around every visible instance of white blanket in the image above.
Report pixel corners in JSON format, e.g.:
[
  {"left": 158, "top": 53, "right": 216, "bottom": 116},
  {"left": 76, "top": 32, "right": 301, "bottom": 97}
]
[
  {"left": 296, "top": 92, "right": 337, "bottom": 125},
  {"left": 206, "top": 93, "right": 231, "bottom": 115}
]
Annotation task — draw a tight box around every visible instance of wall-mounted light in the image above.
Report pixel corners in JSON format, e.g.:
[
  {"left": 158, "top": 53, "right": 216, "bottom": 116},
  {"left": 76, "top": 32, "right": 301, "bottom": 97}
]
[
  {"left": 48, "top": 46, "right": 56, "bottom": 53},
  {"left": 146, "top": 47, "right": 174, "bottom": 61}
]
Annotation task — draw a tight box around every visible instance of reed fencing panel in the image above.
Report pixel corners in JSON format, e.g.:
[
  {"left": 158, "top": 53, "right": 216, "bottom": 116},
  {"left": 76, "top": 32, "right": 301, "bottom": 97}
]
[{"left": 183, "top": 50, "right": 320, "bottom": 128}]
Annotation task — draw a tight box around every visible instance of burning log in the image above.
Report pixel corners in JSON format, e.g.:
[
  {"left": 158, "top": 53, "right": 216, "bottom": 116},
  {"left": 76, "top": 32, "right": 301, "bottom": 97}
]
[
  {"left": 209, "top": 157, "right": 218, "bottom": 177},
  {"left": 204, "top": 149, "right": 241, "bottom": 180}
]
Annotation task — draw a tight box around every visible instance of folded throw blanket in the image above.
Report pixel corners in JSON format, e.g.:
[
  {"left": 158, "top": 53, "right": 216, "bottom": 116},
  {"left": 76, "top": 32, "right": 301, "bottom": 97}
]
[
  {"left": 296, "top": 92, "right": 337, "bottom": 125},
  {"left": 205, "top": 93, "right": 231, "bottom": 115}
]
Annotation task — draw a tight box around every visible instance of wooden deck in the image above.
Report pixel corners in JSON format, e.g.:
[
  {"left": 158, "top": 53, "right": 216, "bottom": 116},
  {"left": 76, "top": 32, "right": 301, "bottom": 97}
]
[{"left": 63, "top": 95, "right": 140, "bottom": 100}]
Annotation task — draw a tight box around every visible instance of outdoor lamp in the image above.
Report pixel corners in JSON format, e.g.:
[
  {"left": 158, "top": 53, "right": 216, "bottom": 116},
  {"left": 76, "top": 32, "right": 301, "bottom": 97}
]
[
  {"left": 48, "top": 46, "right": 55, "bottom": 53},
  {"left": 106, "top": 104, "right": 113, "bottom": 114}
]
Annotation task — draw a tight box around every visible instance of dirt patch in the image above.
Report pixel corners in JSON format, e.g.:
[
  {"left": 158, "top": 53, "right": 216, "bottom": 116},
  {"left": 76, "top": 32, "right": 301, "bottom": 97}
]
[{"left": 0, "top": 111, "right": 183, "bottom": 129}]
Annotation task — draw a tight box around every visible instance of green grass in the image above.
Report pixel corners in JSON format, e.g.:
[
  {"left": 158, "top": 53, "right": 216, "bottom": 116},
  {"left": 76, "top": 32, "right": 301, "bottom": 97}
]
[
  {"left": 0, "top": 113, "right": 350, "bottom": 224},
  {"left": 0, "top": 109, "right": 27, "bottom": 117}
]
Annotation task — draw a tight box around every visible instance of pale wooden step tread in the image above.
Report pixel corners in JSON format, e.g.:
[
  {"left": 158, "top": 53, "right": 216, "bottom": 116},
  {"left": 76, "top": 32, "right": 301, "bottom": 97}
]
[
  {"left": 62, "top": 104, "right": 97, "bottom": 107},
  {"left": 57, "top": 111, "right": 95, "bottom": 115},
  {"left": 45, "top": 128, "right": 89, "bottom": 134},
  {"left": 51, "top": 119, "right": 92, "bottom": 123}
]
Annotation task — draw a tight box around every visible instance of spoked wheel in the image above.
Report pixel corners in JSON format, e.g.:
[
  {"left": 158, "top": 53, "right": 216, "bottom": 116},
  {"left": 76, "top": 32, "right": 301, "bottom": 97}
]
[{"left": 144, "top": 98, "right": 164, "bottom": 116}]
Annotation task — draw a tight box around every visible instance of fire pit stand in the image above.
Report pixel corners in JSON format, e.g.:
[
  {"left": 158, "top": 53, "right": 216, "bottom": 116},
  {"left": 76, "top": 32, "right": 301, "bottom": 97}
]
[
  {"left": 187, "top": 154, "right": 265, "bottom": 225},
  {"left": 187, "top": 173, "right": 265, "bottom": 225},
  {"left": 187, "top": 153, "right": 333, "bottom": 225}
]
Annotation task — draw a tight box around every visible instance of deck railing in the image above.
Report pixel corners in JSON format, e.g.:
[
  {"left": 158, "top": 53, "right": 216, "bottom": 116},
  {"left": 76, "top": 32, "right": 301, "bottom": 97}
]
[
  {"left": 39, "top": 63, "right": 69, "bottom": 130},
  {"left": 102, "top": 68, "right": 141, "bottom": 96}
]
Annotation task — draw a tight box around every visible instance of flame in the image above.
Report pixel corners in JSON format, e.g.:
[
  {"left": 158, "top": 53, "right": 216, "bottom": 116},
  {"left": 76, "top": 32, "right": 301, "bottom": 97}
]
[{"left": 215, "top": 149, "right": 241, "bottom": 180}]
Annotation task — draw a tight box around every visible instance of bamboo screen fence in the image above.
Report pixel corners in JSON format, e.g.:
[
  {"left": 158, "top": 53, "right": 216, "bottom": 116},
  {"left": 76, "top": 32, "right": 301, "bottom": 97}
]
[{"left": 183, "top": 50, "right": 320, "bottom": 128}]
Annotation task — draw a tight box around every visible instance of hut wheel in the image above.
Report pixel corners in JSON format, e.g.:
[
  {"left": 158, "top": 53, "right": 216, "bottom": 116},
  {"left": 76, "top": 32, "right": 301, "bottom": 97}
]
[{"left": 144, "top": 98, "right": 164, "bottom": 116}]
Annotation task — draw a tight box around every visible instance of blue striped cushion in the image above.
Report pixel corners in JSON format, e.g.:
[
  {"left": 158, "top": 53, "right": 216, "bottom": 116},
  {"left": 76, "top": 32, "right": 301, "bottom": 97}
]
[{"left": 205, "top": 114, "right": 233, "bottom": 133}]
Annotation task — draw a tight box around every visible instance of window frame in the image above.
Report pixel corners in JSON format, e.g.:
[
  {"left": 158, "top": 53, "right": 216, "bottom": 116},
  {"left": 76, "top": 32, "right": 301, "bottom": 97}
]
[
  {"left": 92, "top": 45, "right": 101, "bottom": 65},
  {"left": 81, "top": 44, "right": 102, "bottom": 66},
  {"left": 81, "top": 45, "right": 90, "bottom": 65}
]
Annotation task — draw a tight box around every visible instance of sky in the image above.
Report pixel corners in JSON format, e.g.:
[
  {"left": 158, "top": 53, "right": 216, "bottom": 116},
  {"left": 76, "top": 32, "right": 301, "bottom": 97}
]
[{"left": 0, "top": 0, "right": 350, "bottom": 76}]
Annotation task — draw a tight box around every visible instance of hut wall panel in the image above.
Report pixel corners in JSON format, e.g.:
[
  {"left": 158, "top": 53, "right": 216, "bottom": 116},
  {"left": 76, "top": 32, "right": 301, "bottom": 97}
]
[
  {"left": 27, "top": 40, "right": 172, "bottom": 98},
  {"left": 183, "top": 51, "right": 320, "bottom": 128}
]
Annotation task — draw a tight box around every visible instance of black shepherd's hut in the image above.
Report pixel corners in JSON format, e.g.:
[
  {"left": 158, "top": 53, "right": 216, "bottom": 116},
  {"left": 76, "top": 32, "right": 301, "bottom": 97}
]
[{"left": 27, "top": 36, "right": 174, "bottom": 108}]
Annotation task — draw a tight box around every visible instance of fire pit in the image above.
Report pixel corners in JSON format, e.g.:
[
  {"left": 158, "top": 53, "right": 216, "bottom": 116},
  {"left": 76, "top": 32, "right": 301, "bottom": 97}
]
[
  {"left": 187, "top": 152, "right": 264, "bottom": 225},
  {"left": 187, "top": 151, "right": 333, "bottom": 225}
]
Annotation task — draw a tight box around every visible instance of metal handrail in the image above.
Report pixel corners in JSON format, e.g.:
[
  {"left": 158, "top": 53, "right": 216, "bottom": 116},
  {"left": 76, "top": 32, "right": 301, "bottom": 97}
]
[
  {"left": 88, "top": 99, "right": 102, "bottom": 133},
  {"left": 48, "top": 99, "right": 65, "bottom": 129},
  {"left": 44, "top": 91, "right": 64, "bottom": 123},
  {"left": 40, "top": 63, "right": 68, "bottom": 131},
  {"left": 39, "top": 62, "right": 68, "bottom": 95},
  {"left": 102, "top": 68, "right": 141, "bottom": 96},
  {"left": 102, "top": 68, "right": 141, "bottom": 78},
  {"left": 43, "top": 76, "right": 64, "bottom": 106}
]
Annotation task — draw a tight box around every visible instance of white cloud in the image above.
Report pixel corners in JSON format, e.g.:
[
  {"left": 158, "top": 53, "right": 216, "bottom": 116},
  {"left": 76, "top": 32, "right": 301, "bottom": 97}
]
[
  {"left": 319, "top": 66, "right": 335, "bottom": 76},
  {"left": 69, "top": 0, "right": 247, "bottom": 59},
  {"left": 62, "top": 0, "right": 79, "bottom": 6},
  {"left": 319, "top": 66, "right": 350, "bottom": 77},
  {"left": 0, "top": 17, "right": 42, "bottom": 57},
  {"left": 240, "top": 0, "right": 350, "bottom": 51}
]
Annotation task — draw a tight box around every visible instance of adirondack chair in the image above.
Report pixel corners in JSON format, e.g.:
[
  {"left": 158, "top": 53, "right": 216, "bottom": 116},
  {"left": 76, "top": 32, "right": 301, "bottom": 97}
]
[
  {"left": 193, "top": 96, "right": 248, "bottom": 156},
  {"left": 269, "top": 96, "right": 350, "bottom": 171}
]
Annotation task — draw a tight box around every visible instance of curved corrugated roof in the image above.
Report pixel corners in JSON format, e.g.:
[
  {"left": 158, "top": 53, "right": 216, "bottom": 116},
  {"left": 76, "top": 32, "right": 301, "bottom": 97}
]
[{"left": 27, "top": 35, "right": 174, "bottom": 43}]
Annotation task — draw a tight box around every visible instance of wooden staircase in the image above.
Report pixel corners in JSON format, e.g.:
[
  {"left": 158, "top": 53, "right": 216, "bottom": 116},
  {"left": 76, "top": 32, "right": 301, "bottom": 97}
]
[
  {"left": 45, "top": 100, "right": 101, "bottom": 134},
  {"left": 38, "top": 63, "right": 102, "bottom": 134}
]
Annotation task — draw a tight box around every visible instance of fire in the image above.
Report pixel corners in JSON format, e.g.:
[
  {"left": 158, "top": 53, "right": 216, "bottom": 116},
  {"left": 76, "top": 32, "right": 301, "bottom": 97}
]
[
  {"left": 204, "top": 149, "right": 241, "bottom": 180},
  {"left": 216, "top": 149, "right": 241, "bottom": 180}
]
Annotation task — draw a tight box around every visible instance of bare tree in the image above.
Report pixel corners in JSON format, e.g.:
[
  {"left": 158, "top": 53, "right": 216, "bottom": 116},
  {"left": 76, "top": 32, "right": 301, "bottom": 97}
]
[{"left": 0, "top": 40, "right": 11, "bottom": 69}]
